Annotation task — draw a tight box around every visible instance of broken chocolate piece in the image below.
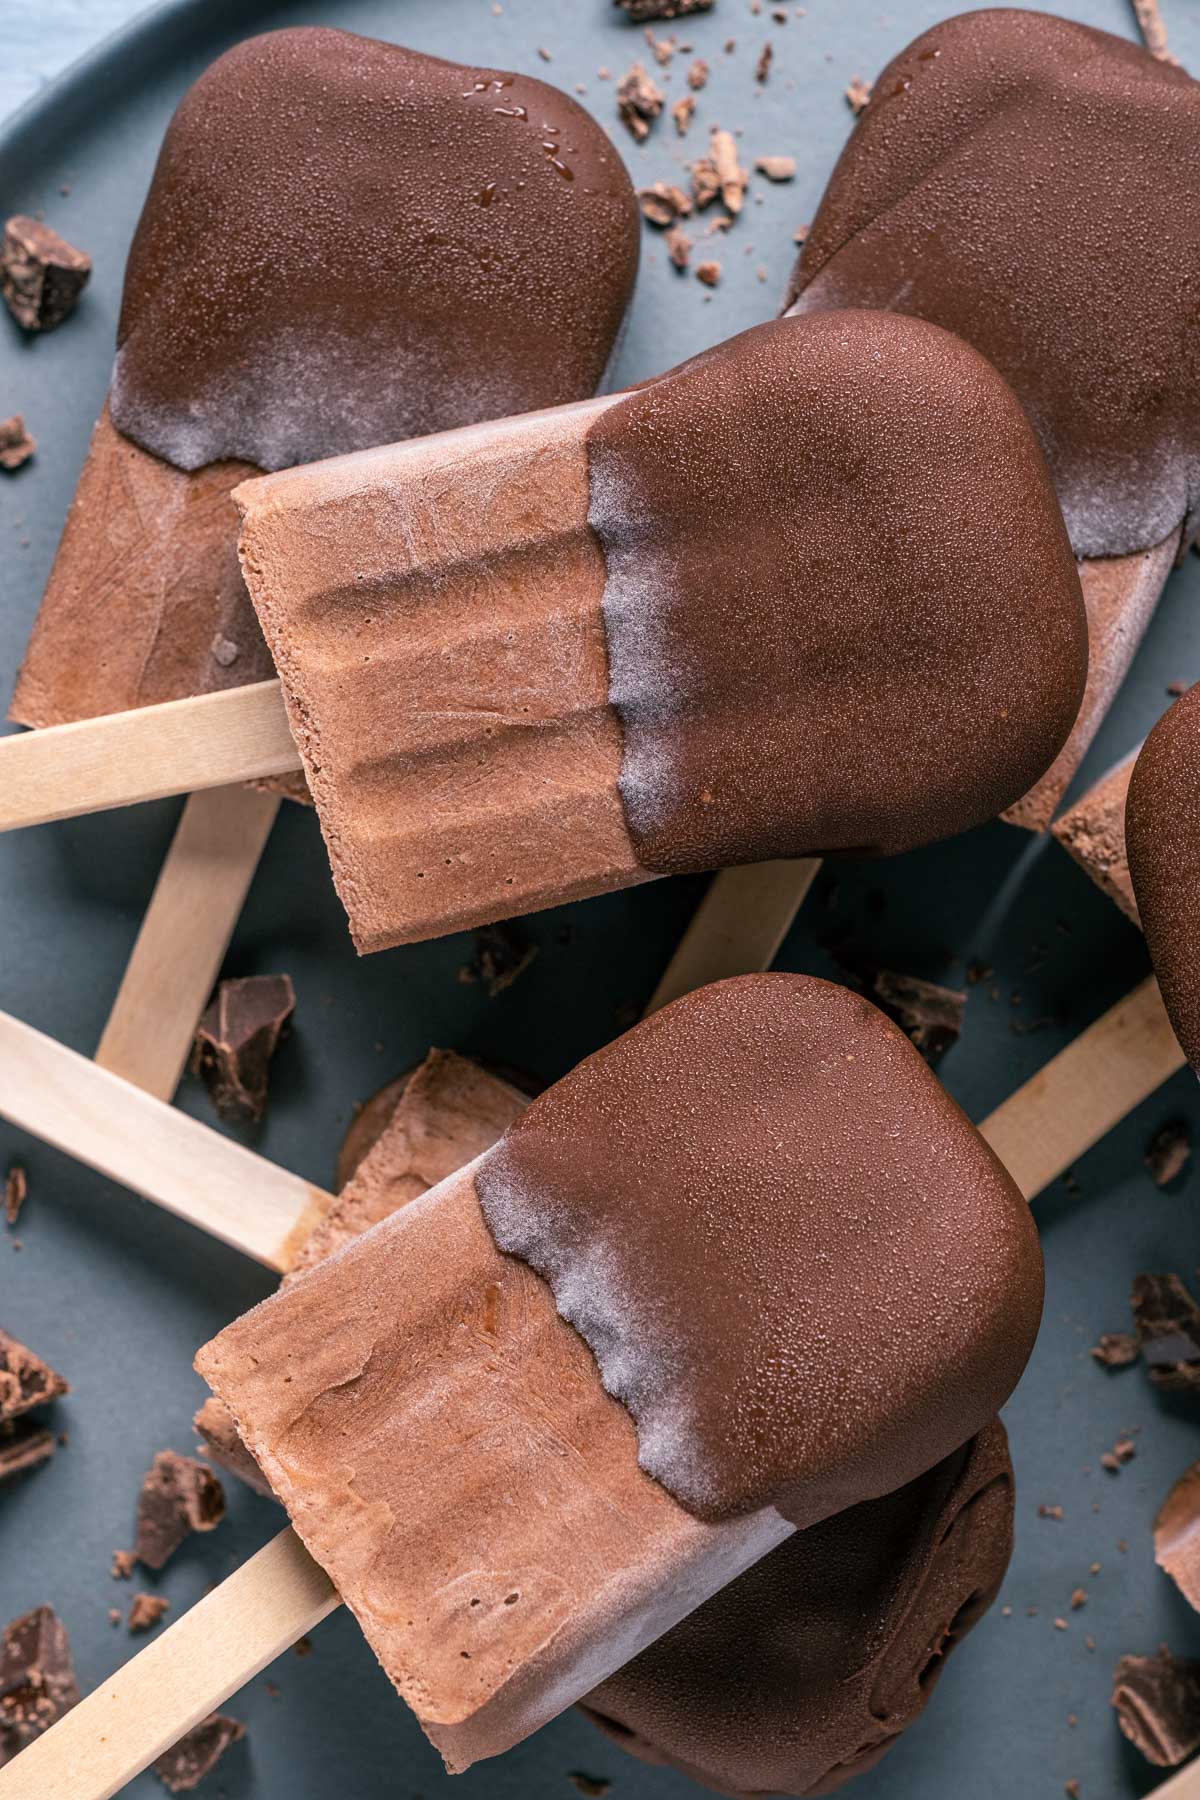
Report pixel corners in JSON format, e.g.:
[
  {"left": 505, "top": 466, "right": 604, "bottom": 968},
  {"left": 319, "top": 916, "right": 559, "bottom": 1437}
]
[
  {"left": 616, "top": 63, "right": 665, "bottom": 140},
  {"left": 1146, "top": 1121, "right": 1192, "bottom": 1187},
  {"left": 1156, "top": 1463, "right": 1200, "bottom": 1613},
  {"left": 636, "top": 182, "right": 694, "bottom": 227},
  {"left": 872, "top": 971, "right": 966, "bottom": 1064},
  {"left": 128, "top": 1594, "right": 171, "bottom": 1634},
  {"left": 0, "top": 1607, "right": 80, "bottom": 1761},
  {"left": 4, "top": 1166, "right": 25, "bottom": 1228},
  {"left": 0, "top": 416, "right": 34, "bottom": 473},
  {"left": 1113, "top": 1648, "right": 1200, "bottom": 1766},
  {"left": 191, "top": 974, "right": 295, "bottom": 1123},
  {"left": 153, "top": 1714, "right": 245, "bottom": 1792},
  {"left": 135, "top": 1451, "right": 225, "bottom": 1570},
  {"left": 1091, "top": 1332, "right": 1140, "bottom": 1369},
  {"left": 615, "top": 0, "right": 714, "bottom": 19},
  {"left": 0, "top": 1421, "right": 55, "bottom": 1486},
  {"left": 2, "top": 216, "right": 91, "bottom": 332},
  {"left": 458, "top": 924, "right": 538, "bottom": 998},
  {"left": 192, "top": 1397, "right": 273, "bottom": 1498},
  {"left": 1131, "top": 1273, "right": 1200, "bottom": 1390},
  {"left": 0, "top": 1327, "right": 68, "bottom": 1421}
]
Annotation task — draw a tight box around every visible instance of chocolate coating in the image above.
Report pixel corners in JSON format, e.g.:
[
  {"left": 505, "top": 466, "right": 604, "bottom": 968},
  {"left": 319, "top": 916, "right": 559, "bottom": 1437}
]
[
  {"left": 1126, "top": 686, "right": 1200, "bottom": 1069},
  {"left": 583, "top": 1419, "right": 1014, "bottom": 1799},
  {"left": 786, "top": 9, "right": 1200, "bottom": 560},
  {"left": 586, "top": 310, "right": 1085, "bottom": 874},
  {"left": 111, "top": 28, "right": 639, "bottom": 472},
  {"left": 477, "top": 974, "right": 1043, "bottom": 1530}
]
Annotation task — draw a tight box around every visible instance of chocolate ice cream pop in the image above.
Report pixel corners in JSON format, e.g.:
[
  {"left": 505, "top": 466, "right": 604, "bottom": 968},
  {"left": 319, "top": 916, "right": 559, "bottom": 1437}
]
[
  {"left": 787, "top": 7, "right": 1198, "bottom": 829},
  {"left": 2, "top": 976, "right": 1042, "bottom": 1796},
  {"left": 1127, "top": 688, "right": 1200, "bottom": 1070}
]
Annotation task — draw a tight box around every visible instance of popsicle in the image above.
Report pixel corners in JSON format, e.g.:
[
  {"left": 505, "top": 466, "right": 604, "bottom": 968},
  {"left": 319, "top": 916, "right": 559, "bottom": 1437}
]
[
  {"left": 0, "top": 975, "right": 1043, "bottom": 1795},
  {"left": 1126, "top": 687, "right": 1200, "bottom": 1070},
  {"left": 9, "top": 25, "right": 639, "bottom": 1090}
]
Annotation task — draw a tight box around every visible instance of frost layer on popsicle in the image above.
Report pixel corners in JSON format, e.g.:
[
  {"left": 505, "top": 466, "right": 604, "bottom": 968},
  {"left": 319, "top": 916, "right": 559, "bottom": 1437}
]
[
  {"left": 1127, "top": 689, "right": 1200, "bottom": 1069},
  {"left": 785, "top": 8, "right": 1199, "bottom": 824},
  {"left": 583, "top": 1419, "right": 1014, "bottom": 1799},
  {"left": 236, "top": 309, "right": 1086, "bottom": 950},
  {"left": 12, "top": 27, "right": 639, "bottom": 729},
  {"left": 198, "top": 975, "right": 1042, "bottom": 1767}
]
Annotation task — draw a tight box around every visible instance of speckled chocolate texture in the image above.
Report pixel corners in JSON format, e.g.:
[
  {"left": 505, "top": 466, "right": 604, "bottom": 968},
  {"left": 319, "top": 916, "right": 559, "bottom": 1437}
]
[
  {"left": 1127, "top": 686, "right": 1200, "bottom": 1068},
  {"left": 786, "top": 9, "right": 1200, "bottom": 560},
  {"left": 477, "top": 974, "right": 1043, "bottom": 1529},
  {"left": 586, "top": 310, "right": 1085, "bottom": 876},
  {"left": 583, "top": 1420, "right": 1014, "bottom": 1799},
  {"left": 111, "top": 28, "right": 639, "bottom": 473}
]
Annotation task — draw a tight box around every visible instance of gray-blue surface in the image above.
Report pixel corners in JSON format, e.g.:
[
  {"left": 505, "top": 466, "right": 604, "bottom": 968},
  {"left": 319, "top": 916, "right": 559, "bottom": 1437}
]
[{"left": 1, "top": 2, "right": 1198, "bottom": 1796}]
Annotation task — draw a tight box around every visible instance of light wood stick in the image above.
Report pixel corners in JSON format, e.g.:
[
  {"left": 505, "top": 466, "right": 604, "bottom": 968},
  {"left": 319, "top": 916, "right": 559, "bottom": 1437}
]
[
  {"left": 645, "top": 859, "right": 821, "bottom": 1015},
  {"left": 0, "top": 681, "right": 299, "bottom": 830},
  {"left": 0, "top": 1010, "right": 330, "bottom": 1270},
  {"left": 95, "top": 787, "right": 281, "bottom": 1100},
  {"left": 0, "top": 1528, "right": 337, "bottom": 1800},
  {"left": 979, "top": 976, "right": 1185, "bottom": 1199},
  {"left": 1147, "top": 1756, "right": 1200, "bottom": 1798}
]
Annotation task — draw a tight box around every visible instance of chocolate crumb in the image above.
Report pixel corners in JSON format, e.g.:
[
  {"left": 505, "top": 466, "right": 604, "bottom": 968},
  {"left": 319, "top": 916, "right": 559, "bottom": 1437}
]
[
  {"left": 135, "top": 1452, "right": 226, "bottom": 1571},
  {"left": 128, "top": 1594, "right": 170, "bottom": 1634},
  {"left": 294, "top": 1637, "right": 314, "bottom": 1658},
  {"left": 1131, "top": 1273, "right": 1200, "bottom": 1390},
  {"left": 111, "top": 1548, "right": 136, "bottom": 1580},
  {"left": 793, "top": 222, "right": 810, "bottom": 243},
  {"left": 153, "top": 1714, "right": 245, "bottom": 1792},
  {"left": 688, "top": 57, "right": 709, "bottom": 88},
  {"left": 537, "top": 46, "right": 553, "bottom": 62},
  {"left": 1091, "top": 1332, "right": 1139, "bottom": 1369},
  {"left": 1101, "top": 1453, "right": 1121, "bottom": 1474},
  {"left": 569, "top": 1778, "right": 611, "bottom": 1798},
  {"left": 2, "top": 217, "right": 91, "bottom": 331},
  {"left": 1156, "top": 1462, "right": 1200, "bottom": 1612},
  {"left": 696, "top": 259, "right": 722, "bottom": 286},
  {"left": 665, "top": 225, "right": 693, "bottom": 269},
  {"left": 637, "top": 182, "right": 694, "bottom": 227},
  {"left": 0, "top": 1327, "right": 68, "bottom": 1422},
  {"left": 108, "top": 1609, "right": 121, "bottom": 1627},
  {"left": 644, "top": 28, "right": 676, "bottom": 66},
  {"left": 872, "top": 971, "right": 965, "bottom": 1064},
  {"left": 755, "top": 42, "right": 774, "bottom": 81},
  {"left": 1072, "top": 1588, "right": 1088, "bottom": 1609},
  {"left": 755, "top": 154, "right": 796, "bottom": 181},
  {"left": 1146, "top": 1121, "right": 1192, "bottom": 1188},
  {"left": 1064, "top": 1783, "right": 1080, "bottom": 1799},
  {"left": 1086, "top": 1635, "right": 1096, "bottom": 1652},
  {"left": 191, "top": 974, "right": 295, "bottom": 1124},
  {"left": 3, "top": 1167, "right": 25, "bottom": 1228},
  {"left": 1130, "top": 0, "right": 1179, "bottom": 65},
  {"left": 458, "top": 923, "right": 538, "bottom": 998},
  {"left": 0, "top": 1607, "right": 80, "bottom": 1760},
  {"left": 1039, "top": 1504, "right": 1064, "bottom": 1521},
  {"left": 1113, "top": 1435, "right": 1137, "bottom": 1463},
  {"left": 672, "top": 93, "right": 697, "bottom": 134},
  {"left": 616, "top": 64, "right": 665, "bottom": 141},
  {"left": 0, "top": 416, "right": 35, "bottom": 473},
  {"left": 1054, "top": 1617, "right": 1070, "bottom": 1631},
  {"left": 845, "top": 77, "right": 873, "bottom": 114},
  {"left": 210, "top": 633, "right": 239, "bottom": 668},
  {"left": 614, "top": 0, "right": 714, "bottom": 19},
  {"left": 1113, "top": 1648, "right": 1200, "bottom": 1766},
  {"left": 0, "top": 1422, "right": 55, "bottom": 1485}
]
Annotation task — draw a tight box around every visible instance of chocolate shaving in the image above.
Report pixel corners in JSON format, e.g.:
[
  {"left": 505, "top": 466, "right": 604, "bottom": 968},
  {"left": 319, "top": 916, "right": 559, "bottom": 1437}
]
[
  {"left": 1157, "top": 1462, "right": 1200, "bottom": 1612},
  {"left": 0, "top": 416, "right": 34, "bottom": 473},
  {"left": 2, "top": 216, "right": 91, "bottom": 332},
  {"left": 3, "top": 1167, "right": 25, "bottom": 1228},
  {"left": 615, "top": 0, "right": 714, "bottom": 18},
  {"left": 616, "top": 64, "right": 665, "bottom": 141},
  {"left": 128, "top": 1594, "right": 171, "bottom": 1634},
  {"left": 0, "top": 1607, "right": 80, "bottom": 1762},
  {"left": 872, "top": 971, "right": 966, "bottom": 1064},
  {"left": 845, "top": 77, "right": 873, "bottom": 114},
  {"left": 637, "top": 182, "right": 694, "bottom": 227},
  {"left": 135, "top": 1451, "right": 226, "bottom": 1570},
  {"left": 458, "top": 924, "right": 537, "bottom": 998},
  {"left": 1091, "top": 1331, "right": 1140, "bottom": 1369},
  {"left": 0, "top": 1327, "right": 68, "bottom": 1422},
  {"left": 191, "top": 974, "right": 295, "bottom": 1124},
  {"left": 153, "top": 1714, "right": 245, "bottom": 1792},
  {"left": 1113, "top": 1648, "right": 1200, "bottom": 1766},
  {"left": 1146, "top": 1121, "right": 1192, "bottom": 1187},
  {"left": 1131, "top": 1273, "right": 1200, "bottom": 1390},
  {"left": 0, "top": 1421, "right": 55, "bottom": 1486}
]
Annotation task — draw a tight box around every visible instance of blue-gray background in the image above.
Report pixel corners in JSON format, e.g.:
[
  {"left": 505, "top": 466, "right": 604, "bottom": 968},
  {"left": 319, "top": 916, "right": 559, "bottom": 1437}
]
[{"left": 2, "top": 2, "right": 1199, "bottom": 1795}]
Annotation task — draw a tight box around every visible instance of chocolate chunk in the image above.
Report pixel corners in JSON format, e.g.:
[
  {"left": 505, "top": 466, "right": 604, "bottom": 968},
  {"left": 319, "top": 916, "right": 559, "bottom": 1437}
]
[
  {"left": 1091, "top": 1332, "right": 1140, "bottom": 1369},
  {"left": 0, "top": 1327, "right": 68, "bottom": 1422},
  {"left": 153, "top": 1714, "right": 245, "bottom": 1792},
  {"left": 128, "top": 1594, "right": 171, "bottom": 1634},
  {"left": 0, "top": 1421, "right": 55, "bottom": 1486},
  {"left": 1113, "top": 1648, "right": 1200, "bottom": 1766},
  {"left": 1146, "top": 1121, "right": 1193, "bottom": 1187},
  {"left": 458, "top": 924, "right": 537, "bottom": 999},
  {"left": 4, "top": 1166, "right": 25, "bottom": 1228},
  {"left": 616, "top": 63, "right": 665, "bottom": 140},
  {"left": 1157, "top": 1462, "right": 1200, "bottom": 1612},
  {"left": 872, "top": 971, "right": 966, "bottom": 1065},
  {"left": 191, "top": 974, "right": 295, "bottom": 1123},
  {"left": 615, "top": 0, "right": 714, "bottom": 19},
  {"left": 0, "top": 416, "right": 35, "bottom": 473},
  {"left": 135, "top": 1451, "right": 226, "bottom": 1570},
  {"left": 637, "top": 182, "right": 693, "bottom": 227},
  {"left": 1131, "top": 1273, "right": 1200, "bottom": 1390},
  {"left": 0, "top": 1607, "right": 80, "bottom": 1761},
  {"left": 2, "top": 216, "right": 91, "bottom": 332}
]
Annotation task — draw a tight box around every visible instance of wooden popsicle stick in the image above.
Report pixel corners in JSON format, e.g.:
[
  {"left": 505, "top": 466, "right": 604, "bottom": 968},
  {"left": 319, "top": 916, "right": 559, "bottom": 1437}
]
[
  {"left": 645, "top": 858, "right": 822, "bottom": 1014},
  {"left": 0, "top": 1010, "right": 330, "bottom": 1270},
  {"left": 1147, "top": 1757, "right": 1200, "bottom": 1799},
  {"left": 0, "top": 681, "right": 299, "bottom": 830},
  {"left": 95, "top": 786, "right": 281, "bottom": 1099},
  {"left": 979, "top": 975, "right": 1185, "bottom": 1199},
  {"left": 0, "top": 1528, "right": 338, "bottom": 1800}
]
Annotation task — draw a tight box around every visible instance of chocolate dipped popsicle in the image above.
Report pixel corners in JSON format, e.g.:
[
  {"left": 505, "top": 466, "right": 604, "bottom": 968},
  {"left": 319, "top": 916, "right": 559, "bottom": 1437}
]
[
  {"left": 233, "top": 307, "right": 1086, "bottom": 951},
  {"left": 785, "top": 7, "right": 1198, "bottom": 828},
  {"left": 1127, "top": 689, "right": 1200, "bottom": 1068},
  {"left": 12, "top": 27, "right": 639, "bottom": 728},
  {"left": 197, "top": 974, "right": 1042, "bottom": 1767}
]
